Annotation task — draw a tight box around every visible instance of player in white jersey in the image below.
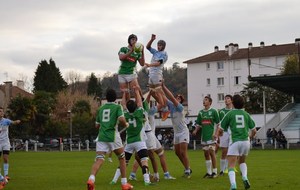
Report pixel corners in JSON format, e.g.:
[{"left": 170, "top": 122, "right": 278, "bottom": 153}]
[
  {"left": 215, "top": 95, "right": 256, "bottom": 190},
  {"left": 0, "top": 106, "right": 21, "bottom": 188},
  {"left": 145, "top": 34, "right": 170, "bottom": 121},
  {"left": 161, "top": 83, "right": 192, "bottom": 178}
]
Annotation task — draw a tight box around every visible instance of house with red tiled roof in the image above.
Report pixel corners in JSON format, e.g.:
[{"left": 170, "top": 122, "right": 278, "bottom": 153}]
[
  {"left": 184, "top": 39, "right": 299, "bottom": 114},
  {"left": 0, "top": 81, "right": 33, "bottom": 111}
]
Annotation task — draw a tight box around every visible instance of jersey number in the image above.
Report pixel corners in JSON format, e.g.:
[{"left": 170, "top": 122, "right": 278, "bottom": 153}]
[
  {"left": 235, "top": 115, "right": 245, "bottom": 128},
  {"left": 128, "top": 118, "right": 137, "bottom": 128},
  {"left": 102, "top": 109, "right": 110, "bottom": 122}
]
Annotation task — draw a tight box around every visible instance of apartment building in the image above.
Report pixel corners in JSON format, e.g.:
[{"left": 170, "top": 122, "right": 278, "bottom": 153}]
[{"left": 184, "top": 39, "right": 300, "bottom": 115}]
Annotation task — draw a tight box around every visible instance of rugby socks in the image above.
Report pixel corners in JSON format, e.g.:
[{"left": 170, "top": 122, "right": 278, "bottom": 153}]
[
  {"left": 121, "top": 177, "right": 127, "bottom": 185},
  {"left": 239, "top": 163, "right": 248, "bottom": 179},
  {"left": 112, "top": 168, "right": 121, "bottom": 183},
  {"left": 205, "top": 160, "right": 212, "bottom": 174},
  {"left": 88, "top": 174, "right": 95, "bottom": 182},
  {"left": 228, "top": 168, "right": 236, "bottom": 187},
  {"left": 3, "top": 164, "right": 9, "bottom": 176},
  {"left": 142, "top": 165, "right": 150, "bottom": 183},
  {"left": 220, "top": 159, "right": 226, "bottom": 172}
]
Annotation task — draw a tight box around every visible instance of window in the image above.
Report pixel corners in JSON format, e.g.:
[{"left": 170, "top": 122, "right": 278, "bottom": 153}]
[
  {"left": 234, "top": 76, "right": 241, "bottom": 85},
  {"left": 218, "top": 93, "right": 225, "bottom": 101},
  {"left": 233, "top": 61, "right": 241, "bottom": 70},
  {"left": 217, "top": 62, "right": 224, "bottom": 70},
  {"left": 207, "top": 78, "right": 210, "bottom": 86},
  {"left": 217, "top": 77, "right": 224, "bottom": 86},
  {"left": 206, "top": 63, "right": 210, "bottom": 70}
]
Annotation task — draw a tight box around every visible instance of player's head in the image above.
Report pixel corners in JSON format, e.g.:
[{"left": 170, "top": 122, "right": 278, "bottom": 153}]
[
  {"left": 106, "top": 89, "right": 117, "bottom": 102},
  {"left": 203, "top": 96, "right": 212, "bottom": 106},
  {"left": 157, "top": 40, "right": 166, "bottom": 51},
  {"left": 224, "top": 94, "right": 233, "bottom": 106},
  {"left": 126, "top": 100, "right": 137, "bottom": 113},
  {"left": 128, "top": 34, "right": 138, "bottom": 46},
  {"left": 176, "top": 94, "right": 184, "bottom": 104},
  {"left": 232, "top": 94, "right": 244, "bottom": 109}
]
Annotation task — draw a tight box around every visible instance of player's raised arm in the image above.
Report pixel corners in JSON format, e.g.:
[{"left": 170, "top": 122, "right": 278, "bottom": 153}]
[
  {"left": 133, "top": 85, "right": 142, "bottom": 108},
  {"left": 162, "top": 82, "right": 179, "bottom": 107},
  {"left": 146, "top": 34, "right": 156, "bottom": 50}
]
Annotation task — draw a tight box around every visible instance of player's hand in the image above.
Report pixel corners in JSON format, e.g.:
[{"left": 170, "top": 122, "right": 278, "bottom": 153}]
[{"left": 151, "top": 34, "right": 156, "bottom": 40}]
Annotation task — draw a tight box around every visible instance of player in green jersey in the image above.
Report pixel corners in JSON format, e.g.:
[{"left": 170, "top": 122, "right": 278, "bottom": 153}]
[
  {"left": 111, "top": 86, "right": 153, "bottom": 186},
  {"left": 87, "top": 89, "right": 133, "bottom": 190},
  {"left": 118, "top": 34, "right": 145, "bottom": 100},
  {"left": 217, "top": 94, "right": 233, "bottom": 176},
  {"left": 215, "top": 94, "right": 256, "bottom": 190},
  {"left": 193, "top": 96, "right": 220, "bottom": 178}
]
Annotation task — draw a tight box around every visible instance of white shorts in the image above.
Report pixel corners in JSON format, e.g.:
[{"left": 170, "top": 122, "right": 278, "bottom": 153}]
[
  {"left": 174, "top": 129, "right": 190, "bottom": 145},
  {"left": 219, "top": 131, "right": 230, "bottom": 148},
  {"left": 125, "top": 141, "right": 147, "bottom": 154},
  {"left": 0, "top": 140, "right": 10, "bottom": 151},
  {"left": 154, "top": 137, "right": 162, "bottom": 150},
  {"left": 118, "top": 74, "right": 137, "bottom": 83},
  {"left": 148, "top": 74, "right": 163, "bottom": 85},
  {"left": 145, "top": 131, "right": 157, "bottom": 150},
  {"left": 96, "top": 135, "right": 123, "bottom": 153},
  {"left": 201, "top": 140, "right": 216, "bottom": 146},
  {"left": 227, "top": 141, "right": 250, "bottom": 156}
]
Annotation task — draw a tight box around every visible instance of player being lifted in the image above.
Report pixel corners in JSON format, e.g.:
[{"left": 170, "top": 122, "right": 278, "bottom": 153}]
[
  {"left": 214, "top": 94, "right": 256, "bottom": 190},
  {"left": 144, "top": 34, "right": 170, "bottom": 121},
  {"left": 118, "top": 34, "right": 145, "bottom": 99}
]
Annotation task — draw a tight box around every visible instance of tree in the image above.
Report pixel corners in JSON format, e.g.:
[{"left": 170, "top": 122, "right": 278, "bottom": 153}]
[
  {"left": 33, "top": 58, "right": 67, "bottom": 93},
  {"left": 32, "top": 91, "right": 57, "bottom": 137},
  {"left": 281, "top": 54, "right": 299, "bottom": 74},
  {"left": 87, "top": 73, "right": 102, "bottom": 98},
  {"left": 241, "top": 82, "right": 291, "bottom": 114},
  {"left": 8, "top": 95, "right": 36, "bottom": 139}
]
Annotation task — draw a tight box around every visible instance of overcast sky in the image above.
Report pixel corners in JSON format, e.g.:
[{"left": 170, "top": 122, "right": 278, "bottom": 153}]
[{"left": 1, "top": 0, "right": 300, "bottom": 89}]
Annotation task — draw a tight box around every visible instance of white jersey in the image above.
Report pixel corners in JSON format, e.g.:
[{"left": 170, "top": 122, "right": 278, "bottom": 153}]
[
  {"left": 148, "top": 47, "right": 168, "bottom": 78},
  {"left": 0, "top": 118, "right": 12, "bottom": 142},
  {"left": 167, "top": 100, "right": 188, "bottom": 133}
]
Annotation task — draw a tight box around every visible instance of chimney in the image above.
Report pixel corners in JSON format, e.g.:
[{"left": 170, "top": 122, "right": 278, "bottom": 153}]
[
  {"left": 228, "top": 43, "right": 234, "bottom": 56},
  {"left": 248, "top": 42, "right": 253, "bottom": 50},
  {"left": 17, "top": 80, "right": 25, "bottom": 90},
  {"left": 295, "top": 38, "right": 300, "bottom": 45},
  {"left": 233, "top": 44, "right": 239, "bottom": 52},
  {"left": 4, "top": 81, "right": 13, "bottom": 108},
  {"left": 225, "top": 45, "right": 229, "bottom": 52},
  {"left": 214, "top": 46, "right": 219, "bottom": 52},
  {"left": 260, "top": 41, "right": 265, "bottom": 48}
]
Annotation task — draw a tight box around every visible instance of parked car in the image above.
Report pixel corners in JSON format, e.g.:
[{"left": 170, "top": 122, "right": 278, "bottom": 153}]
[
  {"left": 43, "top": 138, "right": 60, "bottom": 149},
  {"left": 26, "top": 139, "right": 44, "bottom": 149}
]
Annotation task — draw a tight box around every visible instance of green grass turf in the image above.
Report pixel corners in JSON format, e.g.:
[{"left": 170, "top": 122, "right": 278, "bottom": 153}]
[{"left": 5, "top": 149, "right": 300, "bottom": 190}]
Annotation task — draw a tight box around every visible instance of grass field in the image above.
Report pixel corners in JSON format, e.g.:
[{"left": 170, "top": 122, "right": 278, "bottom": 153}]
[{"left": 5, "top": 149, "right": 300, "bottom": 190}]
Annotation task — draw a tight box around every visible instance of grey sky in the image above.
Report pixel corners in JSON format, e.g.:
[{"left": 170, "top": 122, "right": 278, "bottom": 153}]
[{"left": 1, "top": 0, "right": 299, "bottom": 88}]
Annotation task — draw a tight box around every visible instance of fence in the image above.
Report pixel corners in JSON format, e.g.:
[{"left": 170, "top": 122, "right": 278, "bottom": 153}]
[{"left": 11, "top": 138, "right": 300, "bottom": 152}]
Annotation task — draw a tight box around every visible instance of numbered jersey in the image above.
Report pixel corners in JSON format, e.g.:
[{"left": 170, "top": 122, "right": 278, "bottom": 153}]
[
  {"left": 96, "top": 102, "right": 124, "bottom": 142},
  {"left": 220, "top": 109, "right": 256, "bottom": 143},
  {"left": 124, "top": 107, "right": 145, "bottom": 144}
]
